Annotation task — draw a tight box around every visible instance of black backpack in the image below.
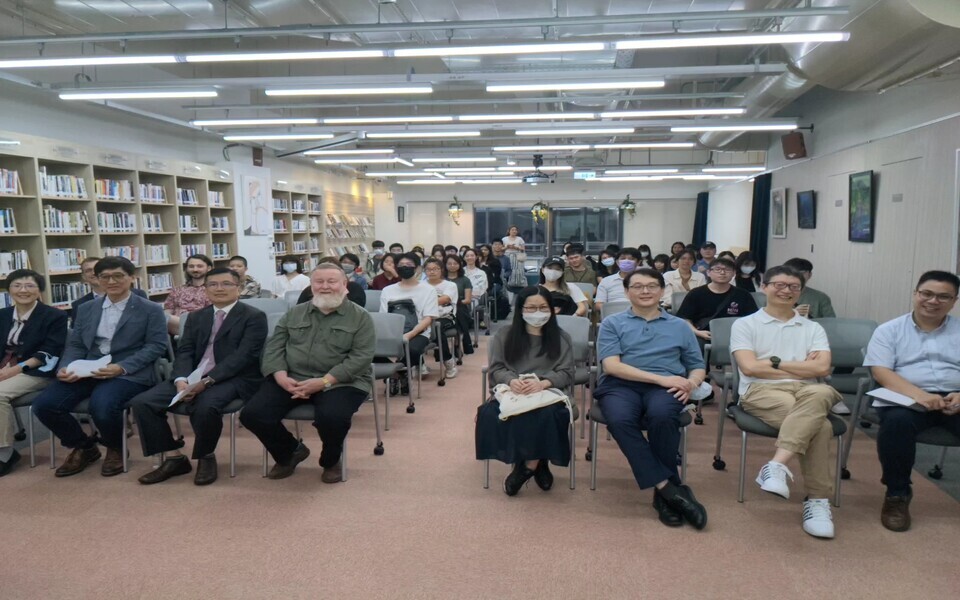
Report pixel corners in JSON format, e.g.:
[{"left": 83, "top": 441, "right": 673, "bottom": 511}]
[{"left": 387, "top": 299, "right": 419, "bottom": 334}]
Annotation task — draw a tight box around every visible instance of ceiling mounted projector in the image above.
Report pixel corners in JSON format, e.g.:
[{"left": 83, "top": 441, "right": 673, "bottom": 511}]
[{"left": 523, "top": 154, "right": 554, "bottom": 185}]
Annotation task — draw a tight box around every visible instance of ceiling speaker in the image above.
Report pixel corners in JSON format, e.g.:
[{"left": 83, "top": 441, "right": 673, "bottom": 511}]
[{"left": 781, "top": 131, "right": 807, "bottom": 159}]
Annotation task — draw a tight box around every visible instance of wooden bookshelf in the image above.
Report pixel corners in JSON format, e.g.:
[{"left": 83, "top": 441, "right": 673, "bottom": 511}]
[{"left": 323, "top": 190, "right": 375, "bottom": 275}]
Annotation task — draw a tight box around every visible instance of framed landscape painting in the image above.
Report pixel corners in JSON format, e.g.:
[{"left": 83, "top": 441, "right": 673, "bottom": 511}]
[
  {"left": 797, "top": 190, "right": 816, "bottom": 229},
  {"left": 770, "top": 187, "right": 787, "bottom": 239},
  {"left": 849, "top": 170, "right": 875, "bottom": 242}
]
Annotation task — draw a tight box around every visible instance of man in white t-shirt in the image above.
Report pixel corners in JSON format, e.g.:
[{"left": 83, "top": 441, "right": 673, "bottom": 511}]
[
  {"left": 380, "top": 253, "right": 439, "bottom": 395},
  {"left": 594, "top": 247, "right": 641, "bottom": 314},
  {"left": 730, "top": 265, "right": 840, "bottom": 539}
]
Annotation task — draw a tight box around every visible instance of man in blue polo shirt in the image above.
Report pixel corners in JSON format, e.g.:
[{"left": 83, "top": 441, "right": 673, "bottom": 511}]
[
  {"left": 595, "top": 267, "right": 708, "bottom": 529},
  {"left": 864, "top": 270, "right": 960, "bottom": 532}
]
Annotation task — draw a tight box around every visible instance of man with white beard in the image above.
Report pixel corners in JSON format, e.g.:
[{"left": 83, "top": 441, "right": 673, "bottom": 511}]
[{"left": 240, "top": 263, "right": 375, "bottom": 483}]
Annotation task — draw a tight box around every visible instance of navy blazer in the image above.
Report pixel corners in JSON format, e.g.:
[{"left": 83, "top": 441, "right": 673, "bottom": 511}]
[
  {"left": 172, "top": 302, "right": 268, "bottom": 400},
  {"left": 63, "top": 293, "right": 168, "bottom": 387},
  {"left": 0, "top": 302, "right": 68, "bottom": 378},
  {"left": 70, "top": 288, "right": 147, "bottom": 320}
]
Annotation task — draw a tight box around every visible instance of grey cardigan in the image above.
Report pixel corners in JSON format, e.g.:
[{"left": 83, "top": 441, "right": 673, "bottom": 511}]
[{"left": 488, "top": 327, "right": 575, "bottom": 391}]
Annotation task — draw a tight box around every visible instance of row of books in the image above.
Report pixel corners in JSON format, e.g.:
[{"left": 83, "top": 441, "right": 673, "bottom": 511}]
[
  {"left": 212, "top": 242, "right": 230, "bottom": 259},
  {"left": 209, "top": 190, "right": 226, "bottom": 208},
  {"left": 326, "top": 214, "right": 373, "bottom": 227},
  {"left": 176, "top": 188, "right": 199, "bottom": 206},
  {"left": 140, "top": 183, "right": 166, "bottom": 203},
  {"left": 309, "top": 217, "right": 320, "bottom": 232},
  {"left": 145, "top": 244, "right": 171, "bottom": 264},
  {"left": 142, "top": 213, "right": 164, "bottom": 232},
  {"left": 292, "top": 240, "right": 307, "bottom": 253},
  {"left": 273, "top": 219, "right": 287, "bottom": 232},
  {"left": 95, "top": 179, "right": 134, "bottom": 201},
  {"left": 181, "top": 244, "right": 207, "bottom": 258},
  {"left": 179, "top": 215, "right": 200, "bottom": 232},
  {"left": 0, "top": 207, "right": 16, "bottom": 233},
  {"left": 47, "top": 247, "right": 87, "bottom": 272},
  {"left": 96, "top": 211, "right": 137, "bottom": 233},
  {"left": 292, "top": 220, "right": 308, "bottom": 232},
  {"left": 308, "top": 200, "right": 321, "bottom": 213},
  {"left": 273, "top": 241, "right": 288, "bottom": 254},
  {"left": 42, "top": 206, "right": 91, "bottom": 233},
  {"left": 147, "top": 272, "right": 173, "bottom": 293},
  {"left": 51, "top": 281, "right": 91, "bottom": 305},
  {"left": 1, "top": 168, "right": 22, "bottom": 195},
  {"left": 326, "top": 244, "right": 370, "bottom": 257},
  {"left": 211, "top": 216, "right": 230, "bottom": 231},
  {"left": 309, "top": 238, "right": 320, "bottom": 251},
  {"left": 0, "top": 249, "right": 30, "bottom": 276},
  {"left": 103, "top": 245, "right": 140, "bottom": 265},
  {"left": 39, "top": 167, "right": 87, "bottom": 198},
  {"left": 273, "top": 198, "right": 289, "bottom": 211},
  {"left": 292, "top": 200, "right": 306, "bottom": 212},
  {"left": 325, "top": 226, "right": 374, "bottom": 239}
]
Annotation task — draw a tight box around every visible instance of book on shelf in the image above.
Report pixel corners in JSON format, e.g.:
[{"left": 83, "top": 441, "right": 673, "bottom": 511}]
[
  {"left": 309, "top": 217, "right": 320, "bottom": 232},
  {"left": 102, "top": 245, "right": 140, "bottom": 265},
  {"left": 145, "top": 244, "right": 171, "bottom": 264},
  {"left": 148, "top": 272, "right": 173, "bottom": 293},
  {"left": 178, "top": 214, "right": 199, "bottom": 232},
  {"left": 42, "top": 206, "right": 91, "bottom": 233},
  {"left": 96, "top": 211, "right": 137, "bottom": 233},
  {"left": 273, "top": 198, "right": 289, "bottom": 211},
  {"left": 273, "top": 218, "right": 287, "bottom": 232},
  {"left": 0, "top": 292, "right": 11, "bottom": 309},
  {"left": 0, "top": 168, "right": 22, "bottom": 195},
  {"left": 208, "top": 190, "right": 226, "bottom": 207},
  {"left": 292, "top": 200, "right": 306, "bottom": 212},
  {"left": 292, "top": 240, "right": 307, "bottom": 253},
  {"left": 95, "top": 179, "right": 134, "bottom": 201},
  {"left": 180, "top": 244, "right": 207, "bottom": 260},
  {"left": 273, "top": 241, "right": 288, "bottom": 254},
  {"left": 139, "top": 183, "right": 166, "bottom": 203},
  {"left": 212, "top": 242, "right": 230, "bottom": 259},
  {"left": 176, "top": 188, "right": 199, "bottom": 206},
  {"left": 142, "top": 213, "right": 164, "bottom": 232},
  {"left": 0, "top": 207, "right": 16, "bottom": 233},
  {"left": 51, "top": 281, "right": 91, "bottom": 305},
  {"left": 292, "top": 220, "right": 307, "bottom": 232},
  {"left": 308, "top": 200, "right": 321, "bottom": 213},
  {"left": 0, "top": 249, "right": 30, "bottom": 275},
  {"left": 39, "top": 167, "right": 87, "bottom": 198},
  {"left": 47, "top": 247, "right": 87, "bottom": 272},
  {"left": 211, "top": 216, "right": 230, "bottom": 231}
]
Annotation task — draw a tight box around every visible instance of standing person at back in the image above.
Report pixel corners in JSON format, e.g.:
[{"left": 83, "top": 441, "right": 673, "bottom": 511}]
[
  {"left": 677, "top": 257, "right": 758, "bottom": 348},
  {"left": 782, "top": 258, "right": 835, "bottom": 319},
  {"left": 164, "top": 254, "right": 213, "bottom": 335},
  {"left": 563, "top": 243, "right": 597, "bottom": 285}
]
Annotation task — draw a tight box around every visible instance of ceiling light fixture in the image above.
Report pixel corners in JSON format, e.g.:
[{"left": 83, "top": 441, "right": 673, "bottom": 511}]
[
  {"left": 604, "top": 168, "right": 680, "bottom": 174},
  {"left": 0, "top": 55, "right": 177, "bottom": 69},
  {"left": 323, "top": 116, "right": 454, "bottom": 124},
  {"left": 411, "top": 157, "right": 497, "bottom": 163},
  {"left": 222, "top": 133, "right": 335, "bottom": 141},
  {"left": 671, "top": 123, "right": 797, "bottom": 132},
  {"left": 313, "top": 158, "right": 407, "bottom": 164},
  {"left": 185, "top": 50, "right": 385, "bottom": 63},
  {"left": 0, "top": 139, "right": 21, "bottom": 145},
  {"left": 614, "top": 31, "right": 849, "bottom": 50},
  {"left": 193, "top": 118, "right": 318, "bottom": 127},
  {"left": 493, "top": 145, "right": 591, "bottom": 152},
  {"left": 265, "top": 85, "right": 433, "bottom": 97},
  {"left": 595, "top": 176, "right": 664, "bottom": 182},
  {"left": 393, "top": 41, "right": 606, "bottom": 57},
  {"left": 424, "top": 167, "right": 497, "bottom": 172},
  {"left": 59, "top": 88, "right": 218, "bottom": 100},
  {"left": 458, "top": 112, "right": 596, "bottom": 121},
  {"left": 302, "top": 148, "right": 395, "bottom": 155},
  {"left": 515, "top": 128, "right": 635, "bottom": 136},
  {"left": 594, "top": 142, "right": 697, "bottom": 149},
  {"left": 500, "top": 166, "right": 574, "bottom": 172},
  {"left": 600, "top": 108, "right": 745, "bottom": 118},
  {"left": 487, "top": 80, "right": 664, "bottom": 92},
  {"left": 702, "top": 166, "right": 766, "bottom": 172},
  {"left": 364, "top": 172, "right": 433, "bottom": 177},
  {"left": 441, "top": 171, "right": 516, "bottom": 177},
  {"left": 366, "top": 131, "right": 482, "bottom": 139}
]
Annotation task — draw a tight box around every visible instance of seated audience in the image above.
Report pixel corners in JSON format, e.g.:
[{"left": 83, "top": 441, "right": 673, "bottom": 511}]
[
  {"left": 563, "top": 243, "right": 597, "bottom": 285},
  {"left": 424, "top": 258, "right": 460, "bottom": 379},
  {"left": 130, "top": 267, "right": 268, "bottom": 486},
  {"left": 595, "top": 248, "right": 619, "bottom": 282},
  {"left": 340, "top": 252, "right": 369, "bottom": 290},
  {"left": 227, "top": 255, "right": 262, "bottom": 299},
  {"left": 595, "top": 268, "right": 708, "bottom": 529},
  {"left": 72, "top": 256, "right": 147, "bottom": 318},
  {"left": 0, "top": 270, "right": 68, "bottom": 476},
  {"left": 670, "top": 241, "right": 687, "bottom": 256},
  {"left": 365, "top": 240, "right": 386, "bottom": 279},
  {"left": 662, "top": 249, "right": 706, "bottom": 308},
  {"left": 652, "top": 254, "right": 670, "bottom": 274},
  {"left": 388, "top": 242, "right": 404, "bottom": 254},
  {"left": 33, "top": 257, "right": 167, "bottom": 478},
  {"left": 718, "top": 251, "right": 737, "bottom": 262},
  {"left": 595, "top": 247, "right": 642, "bottom": 313},
  {"left": 539, "top": 256, "right": 588, "bottom": 317},
  {"left": 240, "top": 263, "right": 375, "bottom": 483},
  {"left": 380, "top": 253, "right": 439, "bottom": 395},
  {"left": 272, "top": 257, "right": 311, "bottom": 298},
  {"left": 476, "top": 286, "right": 575, "bottom": 495},
  {"left": 638, "top": 244, "right": 654, "bottom": 268},
  {"left": 695, "top": 241, "right": 717, "bottom": 275},
  {"left": 164, "top": 254, "right": 214, "bottom": 335},
  {"left": 462, "top": 248, "right": 489, "bottom": 300},
  {"left": 298, "top": 257, "right": 365, "bottom": 307},
  {"left": 863, "top": 270, "right": 960, "bottom": 532},
  {"left": 734, "top": 251, "right": 762, "bottom": 292},
  {"left": 370, "top": 253, "right": 400, "bottom": 290},
  {"left": 677, "top": 257, "right": 758, "bottom": 347},
  {"left": 444, "top": 254, "right": 475, "bottom": 355},
  {"left": 782, "top": 258, "right": 836, "bottom": 318},
  {"left": 731, "top": 265, "right": 840, "bottom": 539},
  {"left": 445, "top": 245, "right": 460, "bottom": 256}
]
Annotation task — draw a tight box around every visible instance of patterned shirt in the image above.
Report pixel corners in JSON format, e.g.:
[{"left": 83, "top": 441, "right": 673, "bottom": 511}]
[{"left": 163, "top": 283, "right": 212, "bottom": 316}]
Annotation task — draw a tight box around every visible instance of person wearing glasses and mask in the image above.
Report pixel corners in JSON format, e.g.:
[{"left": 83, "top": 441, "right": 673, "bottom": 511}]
[
  {"left": 730, "top": 266, "right": 840, "bottom": 539},
  {"left": 676, "top": 257, "right": 758, "bottom": 349},
  {"left": 32, "top": 257, "right": 168, "bottom": 478},
  {"left": 594, "top": 268, "right": 708, "bottom": 529},
  {"left": 594, "top": 247, "right": 643, "bottom": 314},
  {"left": 863, "top": 270, "right": 960, "bottom": 532},
  {"left": 0, "top": 270, "right": 68, "bottom": 476},
  {"left": 129, "top": 267, "right": 268, "bottom": 486},
  {"left": 476, "top": 286, "right": 575, "bottom": 496}
]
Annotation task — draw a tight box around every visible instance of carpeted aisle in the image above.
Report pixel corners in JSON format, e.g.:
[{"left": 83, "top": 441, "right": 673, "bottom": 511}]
[{"left": 3, "top": 334, "right": 958, "bottom": 599}]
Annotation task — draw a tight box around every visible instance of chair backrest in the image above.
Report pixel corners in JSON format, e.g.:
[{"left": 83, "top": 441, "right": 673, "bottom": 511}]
[
  {"left": 708, "top": 316, "right": 739, "bottom": 368},
  {"left": 369, "top": 311, "right": 405, "bottom": 359},
  {"left": 751, "top": 292, "right": 767, "bottom": 308},
  {"left": 240, "top": 297, "right": 289, "bottom": 316},
  {"left": 671, "top": 292, "right": 687, "bottom": 314},
  {"left": 815, "top": 318, "right": 878, "bottom": 369},
  {"left": 600, "top": 301, "right": 630, "bottom": 321},
  {"left": 177, "top": 311, "right": 189, "bottom": 338},
  {"left": 283, "top": 289, "right": 301, "bottom": 308},
  {"left": 571, "top": 282, "right": 595, "bottom": 300},
  {"left": 556, "top": 314, "right": 591, "bottom": 363},
  {"left": 266, "top": 312, "right": 284, "bottom": 338},
  {"left": 365, "top": 289, "right": 382, "bottom": 312}
]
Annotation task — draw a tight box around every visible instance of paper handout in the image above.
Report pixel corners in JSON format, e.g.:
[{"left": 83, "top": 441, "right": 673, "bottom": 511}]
[
  {"left": 169, "top": 359, "right": 210, "bottom": 407},
  {"left": 64, "top": 355, "right": 112, "bottom": 378},
  {"left": 867, "top": 387, "right": 926, "bottom": 412}
]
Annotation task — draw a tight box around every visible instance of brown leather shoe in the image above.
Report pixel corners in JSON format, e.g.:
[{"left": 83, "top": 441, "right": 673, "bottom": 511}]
[
  {"left": 321, "top": 461, "right": 343, "bottom": 484},
  {"left": 267, "top": 443, "right": 310, "bottom": 480},
  {"left": 881, "top": 493, "right": 912, "bottom": 532},
  {"left": 194, "top": 456, "right": 218, "bottom": 486},
  {"left": 55, "top": 446, "right": 101, "bottom": 477},
  {"left": 101, "top": 447, "right": 125, "bottom": 477},
  {"left": 138, "top": 456, "right": 192, "bottom": 485}
]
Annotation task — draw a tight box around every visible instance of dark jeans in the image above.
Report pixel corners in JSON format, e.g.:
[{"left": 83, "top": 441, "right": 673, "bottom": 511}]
[
  {"left": 877, "top": 406, "right": 960, "bottom": 496},
  {"left": 407, "top": 335, "right": 429, "bottom": 372},
  {"left": 33, "top": 377, "right": 150, "bottom": 450},
  {"left": 239, "top": 378, "right": 367, "bottom": 468},
  {"left": 130, "top": 379, "right": 242, "bottom": 459},
  {"left": 595, "top": 376, "right": 683, "bottom": 489}
]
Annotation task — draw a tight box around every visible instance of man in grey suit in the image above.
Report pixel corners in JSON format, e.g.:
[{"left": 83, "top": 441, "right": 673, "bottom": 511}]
[{"left": 33, "top": 256, "right": 168, "bottom": 477}]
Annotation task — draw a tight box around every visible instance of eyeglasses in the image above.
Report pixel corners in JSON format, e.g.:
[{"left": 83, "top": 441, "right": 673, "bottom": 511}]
[
  {"left": 709, "top": 267, "right": 734, "bottom": 274},
  {"left": 204, "top": 282, "right": 239, "bottom": 289},
  {"left": 916, "top": 290, "right": 957, "bottom": 303},
  {"left": 522, "top": 306, "right": 552, "bottom": 313},
  {"left": 9, "top": 283, "right": 39, "bottom": 291},
  {"left": 97, "top": 273, "right": 128, "bottom": 282},
  {"left": 766, "top": 281, "right": 802, "bottom": 292},
  {"left": 628, "top": 284, "right": 662, "bottom": 292}
]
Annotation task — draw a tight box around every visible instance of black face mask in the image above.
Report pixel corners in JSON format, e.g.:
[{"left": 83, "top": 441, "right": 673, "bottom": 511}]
[{"left": 397, "top": 266, "right": 417, "bottom": 280}]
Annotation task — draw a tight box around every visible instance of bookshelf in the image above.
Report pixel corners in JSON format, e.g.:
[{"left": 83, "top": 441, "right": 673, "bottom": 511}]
[
  {"left": 0, "top": 140, "right": 237, "bottom": 309},
  {"left": 323, "top": 190, "right": 376, "bottom": 275}
]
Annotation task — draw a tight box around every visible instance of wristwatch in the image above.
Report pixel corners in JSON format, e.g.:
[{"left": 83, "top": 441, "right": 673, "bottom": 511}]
[
  {"left": 201, "top": 376, "right": 215, "bottom": 387},
  {"left": 770, "top": 356, "right": 781, "bottom": 369},
  {"left": 320, "top": 376, "right": 332, "bottom": 390},
  {"left": 17, "top": 361, "right": 31, "bottom": 374}
]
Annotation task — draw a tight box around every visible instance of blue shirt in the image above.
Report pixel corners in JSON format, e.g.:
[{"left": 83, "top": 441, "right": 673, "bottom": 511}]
[
  {"left": 598, "top": 308, "right": 705, "bottom": 379},
  {"left": 864, "top": 313, "right": 960, "bottom": 392}
]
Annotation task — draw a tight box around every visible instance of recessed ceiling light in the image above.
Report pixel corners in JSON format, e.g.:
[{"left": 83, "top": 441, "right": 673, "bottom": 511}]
[
  {"left": 265, "top": 86, "right": 433, "bottom": 97},
  {"left": 487, "top": 80, "right": 664, "bottom": 92},
  {"left": 411, "top": 157, "right": 497, "bottom": 163},
  {"left": 363, "top": 172, "right": 433, "bottom": 177},
  {"left": 671, "top": 123, "right": 797, "bottom": 132},
  {"left": 614, "top": 31, "right": 849, "bottom": 50},
  {"left": 499, "top": 166, "right": 574, "bottom": 171},
  {"left": 185, "top": 50, "right": 385, "bottom": 63},
  {"left": 393, "top": 42, "right": 605, "bottom": 57},
  {"left": 193, "top": 118, "right": 319, "bottom": 127},
  {"left": 595, "top": 176, "right": 664, "bottom": 182}
]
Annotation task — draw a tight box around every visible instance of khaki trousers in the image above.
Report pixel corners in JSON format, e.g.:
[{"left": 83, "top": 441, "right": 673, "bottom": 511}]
[
  {"left": 741, "top": 381, "right": 841, "bottom": 498},
  {"left": 0, "top": 373, "right": 51, "bottom": 447}
]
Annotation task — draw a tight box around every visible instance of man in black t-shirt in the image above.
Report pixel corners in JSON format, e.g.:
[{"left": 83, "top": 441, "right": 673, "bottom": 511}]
[{"left": 677, "top": 257, "right": 758, "bottom": 346}]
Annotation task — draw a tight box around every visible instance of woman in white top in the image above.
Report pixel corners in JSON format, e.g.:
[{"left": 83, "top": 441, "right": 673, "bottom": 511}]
[
  {"left": 662, "top": 249, "right": 706, "bottom": 307},
  {"left": 502, "top": 225, "right": 525, "bottom": 256},
  {"left": 424, "top": 257, "right": 460, "bottom": 378},
  {"left": 538, "top": 256, "right": 588, "bottom": 317},
  {"left": 462, "top": 248, "right": 489, "bottom": 300},
  {"left": 271, "top": 258, "right": 310, "bottom": 297}
]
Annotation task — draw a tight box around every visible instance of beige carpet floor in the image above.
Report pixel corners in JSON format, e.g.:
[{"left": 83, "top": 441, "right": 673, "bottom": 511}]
[{"left": 3, "top": 335, "right": 958, "bottom": 600}]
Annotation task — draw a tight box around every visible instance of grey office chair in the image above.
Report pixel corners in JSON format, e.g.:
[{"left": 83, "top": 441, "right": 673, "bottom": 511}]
[{"left": 364, "top": 289, "right": 382, "bottom": 312}]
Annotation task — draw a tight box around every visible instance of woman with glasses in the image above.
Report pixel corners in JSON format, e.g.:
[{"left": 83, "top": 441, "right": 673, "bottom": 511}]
[
  {"left": 662, "top": 249, "right": 706, "bottom": 309},
  {"left": 0, "top": 270, "right": 68, "bottom": 476},
  {"left": 476, "top": 286, "right": 575, "bottom": 496}
]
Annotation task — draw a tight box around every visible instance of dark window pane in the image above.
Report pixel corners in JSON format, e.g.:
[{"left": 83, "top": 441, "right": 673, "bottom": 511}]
[
  {"left": 486, "top": 209, "right": 509, "bottom": 245},
  {"left": 474, "top": 209, "right": 487, "bottom": 246}
]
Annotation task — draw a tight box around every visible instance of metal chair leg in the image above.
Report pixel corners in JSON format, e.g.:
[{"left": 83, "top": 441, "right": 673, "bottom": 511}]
[
  {"left": 590, "top": 421, "right": 599, "bottom": 490},
  {"left": 173, "top": 414, "right": 184, "bottom": 440},
  {"left": 713, "top": 386, "right": 729, "bottom": 470},
  {"left": 341, "top": 437, "right": 348, "bottom": 482},
  {"left": 229, "top": 413, "right": 237, "bottom": 478},
  {"left": 27, "top": 408, "right": 36, "bottom": 468},
  {"left": 738, "top": 431, "right": 748, "bottom": 503},
  {"left": 382, "top": 378, "right": 390, "bottom": 431},
  {"left": 121, "top": 408, "right": 129, "bottom": 473},
  {"left": 834, "top": 434, "right": 843, "bottom": 507},
  {"left": 483, "top": 459, "right": 490, "bottom": 489},
  {"left": 569, "top": 419, "right": 576, "bottom": 490},
  {"left": 371, "top": 389, "right": 384, "bottom": 456},
  {"left": 680, "top": 426, "right": 688, "bottom": 484},
  {"left": 50, "top": 433, "right": 56, "bottom": 468},
  {"left": 262, "top": 446, "right": 268, "bottom": 477}
]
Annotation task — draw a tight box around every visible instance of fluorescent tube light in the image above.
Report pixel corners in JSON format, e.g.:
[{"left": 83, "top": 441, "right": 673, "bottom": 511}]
[
  {"left": 499, "top": 166, "right": 574, "bottom": 171},
  {"left": 593, "top": 142, "right": 696, "bottom": 149},
  {"left": 0, "top": 55, "right": 177, "bottom": 69},
  {"left": 323, "top": 116, "right": 454, "bottom": 124},
  {"left": 60, "top": 89, "right": 217, "bottom": 100},
  {"left": 614, "top": 31, "right": 849, "bottom": 50},
  {"left": 595, "top": 176, "right": 664, "bottom": 182},
  {"left": 194, "top": 118, "right": 318, "bottom": 127},
  {"left": 303, "top": 148, "right": 395, "bottom": 155},
  {"left": 411, "top": 157, "right": 497, "bottom": 163},
  {"left": 441, "top": 172, "right": 516, "bottom": 177},
  {"left": 600, "top": 108, "right": 745, "bottom": 118},
  {"left": 515, "top": 128, "right": 635, "bottom": 136},
  {"left": 0, "top": 139, "right": 21, "bottom": 145},
  {"left": 396, "top": 158, "right": 414, "bottom": 167},
  {"left": 393, "top": 42, "right": 605, "bottom": 58},
  {"left": 396, "top": 179, "right": 459, "bottom": 185},
  {"left": 671, "top": 123, "right": 797, "bottom": 132},
  {"left": 424, "top": 167, "right": 497, "bottom": 172},
  {"left": 702, "top": 166, "right": 766, "bottom": 172},
  {"left": 493, "top": 145, "right": 591, "bottom": 152},
  {"left": 265, "top": 86, "right": 433, "bottom": 97},
  {"left": 185, "top": 50, "right": 385, "bottom": 63},
  {"left": 364, "top": 172, "right": 433, "bottom": 177},
  {"left": 223, "top": 133, "right": 334, "bottom": 141},
  {"left": 604, "top": 168, "right": 679, "bottom": 174},
  {"left": 366, "top": 131, "right": 481, "bottom": 139},
  {"left": 313, "top": 158, "right": 406, "bottom": 164},
  {"left": 681, "top": 175, "right": 746, "bottom": 180},
  {"left": 487, "top": 80, "right": 663, "bottom": 92},
  {"left": 458, "top": 112, "right": 596, "bottom": 121}
]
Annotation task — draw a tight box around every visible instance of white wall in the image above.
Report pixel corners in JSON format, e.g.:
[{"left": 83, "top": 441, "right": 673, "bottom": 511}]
[{"left": 706, "top": 180, "right": 754, "bottom": 253}]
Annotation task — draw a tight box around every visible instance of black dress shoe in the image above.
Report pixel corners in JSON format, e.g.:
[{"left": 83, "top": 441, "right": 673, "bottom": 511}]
[
  {"left": 194, "top": 456, "right": 218, "bottom": 486},
  {"left": 653, "top": 489, "right": 684, "bottom": 527},
  {"left": 664, "top": 484, "right": 708, "bottom": 530},
  {"left": 503, "top": 463, "right": 535, "bottom": 496},
  {"left": 138, "top": 456, "right": 192, "bottom": 484},
  {"left": 267, "top": 443, "right": 310, "bottom": 480},
  {"left": 0, "top": 450, "right": 21, "bottom": 477},
  {"left": 533, "top": 460, "right": 554, "bottom": 491}
]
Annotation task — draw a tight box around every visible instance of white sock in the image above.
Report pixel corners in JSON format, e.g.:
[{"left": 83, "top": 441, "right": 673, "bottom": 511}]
[{"left": 0, "top": 446, "right": 14, "bottom": 462}]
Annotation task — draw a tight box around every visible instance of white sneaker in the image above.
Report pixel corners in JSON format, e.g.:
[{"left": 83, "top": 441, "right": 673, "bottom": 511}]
[
  {"left": 802, "top": 498, "right": 835, "bottom": 539},
  {"left": 444, "top": 359, "right": 458, "bottom": 379},
  {"left": 830, "top": 402, "right": 851, "bottom": 415},
  {"left": 420, "top": 364, "right": 431, "bottom": 376},
  {"left": 756, "top": 461, "right": 794, "bottom": 499}
]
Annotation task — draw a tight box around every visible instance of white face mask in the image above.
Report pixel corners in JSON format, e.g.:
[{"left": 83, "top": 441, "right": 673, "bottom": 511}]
[
  {"left": 522, "top": 311, "right": 551, "bottom": 328},
  {"left": 601, "top": 257, "right": 615, "bottom": 267},
  {"left": 640, "top": 251, "right": 649, "bottom": 258},
  {"left": 741, "top": 266, "right": 756, "bottom": 275},
  {"left": 542, "top": 268, "right": 563, "bottom": 282},
  {"left": 281, "top": 263, "right": 297, "bottom": 273}
]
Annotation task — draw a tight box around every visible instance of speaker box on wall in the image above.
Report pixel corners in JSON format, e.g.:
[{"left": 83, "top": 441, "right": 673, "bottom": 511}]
[{"left": 781, "top": 131, "right": 807, "bottom": 159}]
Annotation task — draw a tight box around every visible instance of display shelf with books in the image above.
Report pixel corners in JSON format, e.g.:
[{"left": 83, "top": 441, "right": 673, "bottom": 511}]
[{"left": 322, "top": 195, "right": 376, "bottom": 264}]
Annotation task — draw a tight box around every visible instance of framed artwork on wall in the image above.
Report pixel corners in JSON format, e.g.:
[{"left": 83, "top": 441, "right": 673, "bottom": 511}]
[
  {"left": 770, "top": 187, "right": 787, "bottom": 239},
  {"left": 848, "top": 170, "right": 875, "bottom": 243},
  {"left": 797, "top": 190, "right": 817, "bottom": 229},
  {"left": 397, "top": 205, "right": 405, "bottom": 223}
]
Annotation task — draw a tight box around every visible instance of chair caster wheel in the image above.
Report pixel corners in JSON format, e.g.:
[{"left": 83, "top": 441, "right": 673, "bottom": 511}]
[
  {"left": 14, "top": 430, "right": 26, "bottom": 442},
  {"left": 585, "top": 450, "right": 592, "bottom": 462},
  {"left": 712, "top": 458, "right": 726, "bottom": 471},
  {"left": 860, "top": 421, "right": 872, "bottom": 429},
  {"left": 437, "top": 380, "right": 445, "bottom": 386},
  {"left": 694, "top": 415, "right": 704, "bottom": 426},
  {"left": 374, "top": 444, "right": 385, "bottom": 456},
  {"left": 406, "top": 405, "right": 415, "bottom": 414},
  {"left": 841, "top": 468, "right": 851, "bottom": 480},
  {"left": 928, "top": 466, "right": 943, "bottom": 480}
]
